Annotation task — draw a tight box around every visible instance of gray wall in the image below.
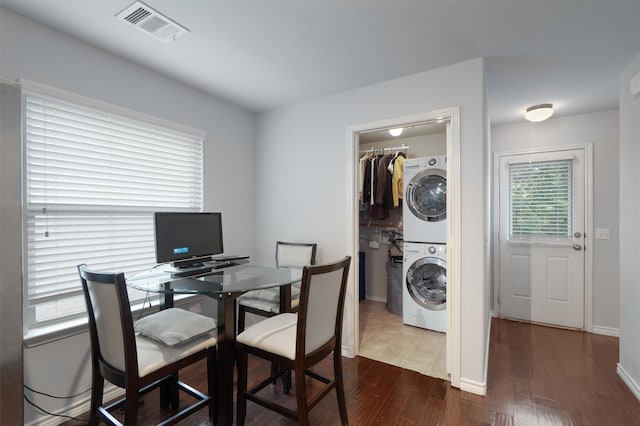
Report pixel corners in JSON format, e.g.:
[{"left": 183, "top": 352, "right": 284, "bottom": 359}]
[
  {"left": 492, "top": 110, "right": 620, "bottom": 332},
  {"left": 619, "top": 49, "right": 640, "bottom": 401},
  {"left": 0, "top": 8, "right": 256, "bottom": 424}
]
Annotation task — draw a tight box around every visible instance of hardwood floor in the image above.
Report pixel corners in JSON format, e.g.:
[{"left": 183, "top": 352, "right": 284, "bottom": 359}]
[
  {"left": 62, "top": 318, "right": 640, "bottom": 425},
  {"left": 486, "top": 318, "right": 640, "bottom": 426}
]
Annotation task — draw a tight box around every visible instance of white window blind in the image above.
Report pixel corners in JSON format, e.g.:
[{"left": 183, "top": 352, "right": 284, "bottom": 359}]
[
  {"left": 24, "top": 90, "right": 204, "bottom": 329},
  {"left": 509, "top": 159, "right": 572, "bottom": 237}
]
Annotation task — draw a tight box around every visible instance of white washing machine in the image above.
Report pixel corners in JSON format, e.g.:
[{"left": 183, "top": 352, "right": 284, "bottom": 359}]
[
  {"left": 403, "top": 156, "right": 447, "bottom": 244},
  {"left": 402, "top": 242, "right": 446, "bottom": 332}
]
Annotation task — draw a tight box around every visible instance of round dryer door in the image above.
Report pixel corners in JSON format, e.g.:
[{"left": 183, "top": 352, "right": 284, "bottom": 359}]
[
  {"left": 406, "top": 257, "right": 446, "bottom": 311},
  {"left": 406, "top": 169, "right": 446, "bottom": 222}
]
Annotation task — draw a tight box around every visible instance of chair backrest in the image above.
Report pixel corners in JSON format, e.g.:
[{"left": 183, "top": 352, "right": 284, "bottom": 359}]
[
  {"left": 296, "top": 256, "right": 351, "bottom": 356},
  {"left": 78, "top": 264, "right": 137, "bottom": 384},
  {"left": 275, "top": 241, "right": 317, "bottom": 269}
]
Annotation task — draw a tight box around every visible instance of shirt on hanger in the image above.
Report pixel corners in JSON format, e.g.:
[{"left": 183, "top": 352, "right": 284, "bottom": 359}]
[{"left": 392, "top": 153, "right": 406, "bottom": 208}]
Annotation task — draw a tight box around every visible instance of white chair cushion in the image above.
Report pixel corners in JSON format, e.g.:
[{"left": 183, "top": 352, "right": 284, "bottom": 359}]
[
  {"left": 238, "top": 284, "right": 300, "bottom": 313},
  {"left": 240, "top": 287, "right": 279, "bottom": 303},
  {"left": 134, "top": 308, "right": 217, "bottom": 347},
  {"left": 136, "top": 333, "right": 217, "bottom": 377},
  {"left": 236, "top": 313, "right": 298, "bottom": 360},
  {"left": 238, "top": 298, "right": 281, "bottom": 314}
]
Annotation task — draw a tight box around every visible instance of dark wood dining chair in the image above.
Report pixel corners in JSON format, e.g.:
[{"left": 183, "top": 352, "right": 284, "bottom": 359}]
[
  {"left": 78, "top": 264, "right": 218, "bottom": 425},
  {"left": 237, "top": 241, "right": 318, "bottom": 394},
  {"left": 236, "top": 256, "right": 351, "bottom": 426}
]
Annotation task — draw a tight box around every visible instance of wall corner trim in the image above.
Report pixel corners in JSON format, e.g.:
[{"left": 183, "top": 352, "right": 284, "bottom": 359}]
[
  {"left": 630, "top": 70, "right": 640, "bottom": 96},
  {"left": 617, "top": 363, "right": 640, "bottom": 403},
  {"left": 484, "top": 311, "right": 493, "bottom": 388},
  {"left": 460, "top": 377, "right": 487, "bottom": 396}
]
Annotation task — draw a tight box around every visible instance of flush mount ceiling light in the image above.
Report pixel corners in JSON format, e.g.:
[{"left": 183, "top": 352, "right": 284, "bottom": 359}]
[
  {"left": 389, "top": 128, "right": 404, "bottom": 137},
  {"left": 525, "top": 104, "right": 554, "bottom": 122}
]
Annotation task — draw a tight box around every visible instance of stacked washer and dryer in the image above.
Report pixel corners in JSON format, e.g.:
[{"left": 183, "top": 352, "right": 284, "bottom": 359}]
[{"left": 402, "top": 156, "right": 447, "bottom": 333}]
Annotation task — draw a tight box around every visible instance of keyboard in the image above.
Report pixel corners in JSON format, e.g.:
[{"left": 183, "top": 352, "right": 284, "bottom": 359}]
[
  {"left": 212, "top": 261, "right": 238, "bottom": 269},
  {"left": 170, "top": 266, "right": 213, "bottom": 278},
  {"left": 211, "top": 255, "right": 250, "bottom": 262}
]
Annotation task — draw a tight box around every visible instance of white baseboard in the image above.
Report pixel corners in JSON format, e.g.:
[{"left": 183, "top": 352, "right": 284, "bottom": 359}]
[
  {"left": 457, "top": 311, "right": 491, "bottom": 396},
  {"left": 592, "top": 325, "right": 620, "bottom": 337},
  {"left": 365, "top": 296, "right": 387, "bottom": 303},
  {"left": 26, "top": 385, "right": 123, "bottom": 426},
  {"left": 461, "top": 310, "right": 492, "bottom": 397},
  {"left": 460, "top": 377, "right": 487, "bottom": 396},
  {"left": 617, "top": 363, "right": 640, "bottom": 402}
]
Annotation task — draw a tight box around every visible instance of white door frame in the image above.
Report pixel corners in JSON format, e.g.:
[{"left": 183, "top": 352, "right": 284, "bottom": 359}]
[
  {"left": 492, "top": 143, "right": 594, "bottom": 331},
  {"left": 346, "top": 107, "right": 461, "bottom": 389}
]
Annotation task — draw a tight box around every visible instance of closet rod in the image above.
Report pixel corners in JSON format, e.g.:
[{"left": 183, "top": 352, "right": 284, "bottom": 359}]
[{"left": 359, "top": 144, "right": 409, "bottom": 154}]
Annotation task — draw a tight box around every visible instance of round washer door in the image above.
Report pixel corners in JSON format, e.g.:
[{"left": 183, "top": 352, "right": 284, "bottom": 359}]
[
  {"left": 406, "top": 256, "right": 446, "bottom": 311},
  {"left": 406, "top": 169, "right": 446, "bottom": 222}
]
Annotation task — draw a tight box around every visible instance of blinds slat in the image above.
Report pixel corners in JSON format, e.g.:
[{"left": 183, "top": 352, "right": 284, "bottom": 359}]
[
  {"left": 25, "top": 91, "right": 204, "bottom": 328},
  {"left": 509, "top": 159, "right": 572, "bottom": 237}
]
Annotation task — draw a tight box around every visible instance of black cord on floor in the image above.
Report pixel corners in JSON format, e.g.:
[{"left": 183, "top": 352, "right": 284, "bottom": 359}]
[
  {"left": 23, "top": 394, "right": 89, "bottom": 424},
  {"left": 24, "top": 383, "right": 91, "bottom": 399}
]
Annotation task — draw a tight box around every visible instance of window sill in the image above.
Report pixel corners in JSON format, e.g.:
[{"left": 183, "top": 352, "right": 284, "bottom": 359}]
[{"left": 23, "top": 293, "right": 206, "bottom": 348}]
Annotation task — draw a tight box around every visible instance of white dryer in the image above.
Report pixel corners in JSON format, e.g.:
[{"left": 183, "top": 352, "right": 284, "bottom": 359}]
[
  {"left": 402, "top": 242, "right": 446, "bottom": 332},
  {"left": 403, "top": 156, "right": 447, "bottom": 244}
]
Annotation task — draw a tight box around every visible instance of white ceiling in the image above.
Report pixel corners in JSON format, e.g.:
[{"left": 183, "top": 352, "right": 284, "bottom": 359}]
[{"left": 2, "top": 0, "right": 640, "bottom": 125}]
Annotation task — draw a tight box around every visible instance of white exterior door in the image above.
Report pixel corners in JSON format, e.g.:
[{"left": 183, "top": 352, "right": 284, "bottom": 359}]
[{"left": 498, "top": 149, "right": 585, "bottom": 329}]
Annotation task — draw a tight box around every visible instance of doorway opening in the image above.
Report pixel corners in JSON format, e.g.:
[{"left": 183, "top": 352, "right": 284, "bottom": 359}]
[
  {"left": 358, "top": 121, "right": 447, "bottom": 379},
  {"left": 347, "top": 108, "right": 461, "bottom": 388}
]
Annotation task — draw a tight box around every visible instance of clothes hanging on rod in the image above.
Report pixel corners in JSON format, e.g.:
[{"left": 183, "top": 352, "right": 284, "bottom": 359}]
[
  {"left": 358, "top": 145, "right": 408, "bottom": 217},
  {"left": 392, "top": 154, "right": 405, "bottom": 208}
]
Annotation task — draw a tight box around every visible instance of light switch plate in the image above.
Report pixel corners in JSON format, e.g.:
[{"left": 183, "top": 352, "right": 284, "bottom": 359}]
[
  {"left": 595, "top": 228, "right": 610, "bottom": 240},
  {"left": 368, "top": 240, "right": 380, "bottom": 249}
]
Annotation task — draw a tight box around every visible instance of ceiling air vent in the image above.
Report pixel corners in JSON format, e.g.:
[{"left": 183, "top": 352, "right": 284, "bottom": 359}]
[{"left": 115, "top": 1, "right": 189, "bottom": 43}]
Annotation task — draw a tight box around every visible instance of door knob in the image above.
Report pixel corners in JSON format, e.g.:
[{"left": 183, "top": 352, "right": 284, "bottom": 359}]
[
  {"left": 574, "top": 232, "right": 582, "bottom": 238},
  {"left": 572, "top": 244, "right": 582, "bottom": 251}
]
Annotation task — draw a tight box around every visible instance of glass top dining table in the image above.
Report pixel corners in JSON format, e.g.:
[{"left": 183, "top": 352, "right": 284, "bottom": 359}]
[
  {"left": 127, "top": 262, "right": 303, "bottom": 426},
  {"left": 128, "top": 262, "right": 302, "bottom": 296}
]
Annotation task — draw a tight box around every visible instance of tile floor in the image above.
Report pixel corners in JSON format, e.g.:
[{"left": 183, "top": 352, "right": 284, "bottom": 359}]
[{"left": 358, "top": 299, "right": 449, "bottom": 381}]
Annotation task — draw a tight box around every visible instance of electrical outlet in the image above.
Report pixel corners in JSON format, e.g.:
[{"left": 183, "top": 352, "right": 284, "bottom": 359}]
[{"left": 368, "top": 240, "right": 380, "bottom": 249}]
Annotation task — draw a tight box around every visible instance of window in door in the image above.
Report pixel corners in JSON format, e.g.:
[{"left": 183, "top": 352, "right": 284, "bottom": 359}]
[{"left": 509, "top": 159, "right": 572, "bottom": 239}]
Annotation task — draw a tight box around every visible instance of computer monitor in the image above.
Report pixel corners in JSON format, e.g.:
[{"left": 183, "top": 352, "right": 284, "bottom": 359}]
[{"left": 154, "top": 212, "right": 223, "bottom": 268}]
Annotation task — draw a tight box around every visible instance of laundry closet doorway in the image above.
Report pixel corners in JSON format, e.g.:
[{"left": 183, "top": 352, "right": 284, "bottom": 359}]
[{"left": 356, "top": 118, "right": 450, "bottom": 381}]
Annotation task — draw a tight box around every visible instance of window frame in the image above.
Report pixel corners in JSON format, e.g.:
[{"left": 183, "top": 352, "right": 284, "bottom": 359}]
[{"left": 21, "top": 80, "right": 206, "bottom": 338}]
